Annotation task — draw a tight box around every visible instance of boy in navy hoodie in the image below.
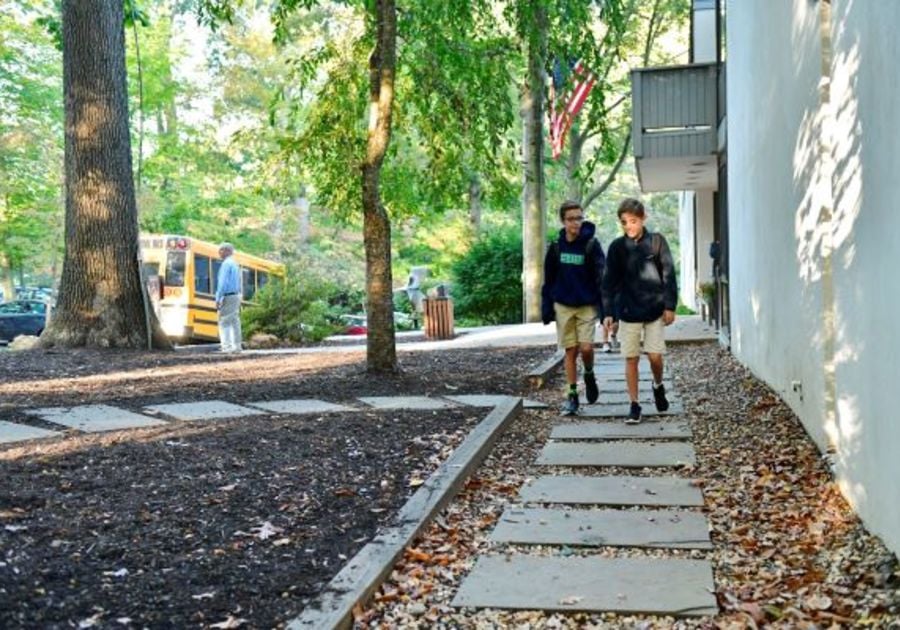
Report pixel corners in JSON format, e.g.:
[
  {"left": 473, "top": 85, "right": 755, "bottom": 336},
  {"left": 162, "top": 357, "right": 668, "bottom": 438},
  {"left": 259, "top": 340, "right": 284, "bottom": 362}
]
[{"left": 541, "top": 200, "right": 606, "bottom": 415}]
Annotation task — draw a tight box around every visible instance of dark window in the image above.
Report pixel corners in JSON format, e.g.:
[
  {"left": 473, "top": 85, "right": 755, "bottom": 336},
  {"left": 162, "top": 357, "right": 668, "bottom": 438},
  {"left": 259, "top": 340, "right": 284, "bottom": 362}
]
[
  {"left": 241, "top": 267, "right": 255, "bottom": 301},
  {"left": 212, "top": 259, "right": 223, "bottom": 294},
  {"left": 194, "top": 254, "right": 211, "bottom": 294},
  {"left": 257, "top": 271, "right": 269, "bottom": 291},
  {"left": 165, "top": 251, "right": 186, "bottom": 287},
  {"left": 141, "top": 262, "right": 160, "bottom": 277}
]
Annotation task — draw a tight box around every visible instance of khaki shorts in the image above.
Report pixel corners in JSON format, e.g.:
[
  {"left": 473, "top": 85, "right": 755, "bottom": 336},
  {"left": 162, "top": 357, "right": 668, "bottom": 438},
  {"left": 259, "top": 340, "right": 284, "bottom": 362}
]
[
  {"left": 555, "top": 303, "right": 597, "bottom": 349},
  {"left": 619, "top": 317, "right": 666, "bottom": 357}
]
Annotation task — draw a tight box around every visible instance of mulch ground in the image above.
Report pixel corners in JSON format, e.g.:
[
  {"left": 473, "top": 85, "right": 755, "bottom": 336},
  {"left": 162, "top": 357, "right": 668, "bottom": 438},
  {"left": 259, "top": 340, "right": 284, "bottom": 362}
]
[
  {"left": 1, "top": 342, "right": 898, "bottom": 629},
  {"left": 0, "top": 344, "right": 547, "bottom": 629}
]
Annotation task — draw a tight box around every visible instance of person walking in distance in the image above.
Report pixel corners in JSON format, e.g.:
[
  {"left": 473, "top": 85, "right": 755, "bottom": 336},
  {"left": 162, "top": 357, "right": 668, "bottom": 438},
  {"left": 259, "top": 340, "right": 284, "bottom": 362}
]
[
  {"left": 541, "top": 200, "right": 606, "bottom": 415},
  {"left": 215, "top": 242, "right": 243, "bottom": 353},
  {"left": 602, "top": 198, "right": 677, "bottom": 424}
]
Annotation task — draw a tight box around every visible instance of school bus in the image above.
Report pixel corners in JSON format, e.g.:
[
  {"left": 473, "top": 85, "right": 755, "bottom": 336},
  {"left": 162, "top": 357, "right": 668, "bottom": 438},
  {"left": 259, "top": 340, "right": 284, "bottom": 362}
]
[{"left": 139, "top": 234, "right": 284, "bottom": 343}]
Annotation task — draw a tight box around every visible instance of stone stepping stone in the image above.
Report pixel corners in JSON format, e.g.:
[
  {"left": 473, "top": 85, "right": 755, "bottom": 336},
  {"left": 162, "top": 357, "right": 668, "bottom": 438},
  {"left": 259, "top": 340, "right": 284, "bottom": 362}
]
[
  {"left": 0, "top": 421, "right": 62, "bottom": 444},
  {"left": 491, "top": 507, "right": 712, "bottom": 549},
  {"left": 357, "top": 396, "right": 454, "bottom": 410},
  {"left": 579, "top": 401, "right": 684, "bottom": 417},
  {"left": 444, "top": 395, "right": 547, "bottom": 409},
  {"left": 452, "top": 555, "right": 717, "bottom": 616},
  {"left": 597, "top": 380, "right": 673, "bottom": 393},
  {"left": 27, "top": 405, "right": 167, "bottom": 433},
  {"left": 551, "top": 421, "right": 692, "bottom": 440},
  {"left": 144, "top": 401, "right": 265, "bottom": 421},
  {"left": 247, "top": 399, "right": 354, "bottom": 414},
  {"left": 519, "top": 475, "right": 705, "bottom": 506},
  {"left": 538, "top": 442, "right": 695, "bottom": 467},
  {"left": 595, "top": 391, "right": 681, "bottom": 405}
]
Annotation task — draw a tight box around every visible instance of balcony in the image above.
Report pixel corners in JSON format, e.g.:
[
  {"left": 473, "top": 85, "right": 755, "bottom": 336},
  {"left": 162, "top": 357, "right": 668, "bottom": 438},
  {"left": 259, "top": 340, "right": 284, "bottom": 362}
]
[{"left": 631, "top": 62, "right": 720, "bottom": 192}]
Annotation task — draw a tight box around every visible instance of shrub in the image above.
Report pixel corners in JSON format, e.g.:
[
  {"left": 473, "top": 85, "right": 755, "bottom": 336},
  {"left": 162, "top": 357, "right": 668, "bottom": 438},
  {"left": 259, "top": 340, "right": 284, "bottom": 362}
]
[
  {"left": 242, "top": 271, "right": 343, "bottom": 343},
  {"left": 451, "top": 226, "right": 523, "bottom": 324}
]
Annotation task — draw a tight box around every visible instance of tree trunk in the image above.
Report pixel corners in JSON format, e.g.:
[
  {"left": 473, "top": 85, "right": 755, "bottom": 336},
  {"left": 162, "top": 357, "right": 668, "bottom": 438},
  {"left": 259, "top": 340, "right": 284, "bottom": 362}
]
[
  {"left": 362, "top": 0, "right": 397, "bottom": 372},
  {"left": 43, "top": 0, "right": 169, "bottom": 350},
  {"left": 565, "top": 125, "right": 587, "bottom": 203},
  {"left": 521, "top": 0, "right": 547, "bottom": 323},
  {"left": 468, "top": 174, "right": 482, "bottom": 230}
]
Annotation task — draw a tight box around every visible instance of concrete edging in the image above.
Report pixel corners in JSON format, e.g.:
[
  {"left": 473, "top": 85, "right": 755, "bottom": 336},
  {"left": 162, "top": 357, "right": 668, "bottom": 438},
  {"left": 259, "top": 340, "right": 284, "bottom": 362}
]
[
  {"left": 526, "top": 350, "right": 564, "bottom": 389},
  {"left": 286, "top": 396, "right": 524, "bottom": 629}
]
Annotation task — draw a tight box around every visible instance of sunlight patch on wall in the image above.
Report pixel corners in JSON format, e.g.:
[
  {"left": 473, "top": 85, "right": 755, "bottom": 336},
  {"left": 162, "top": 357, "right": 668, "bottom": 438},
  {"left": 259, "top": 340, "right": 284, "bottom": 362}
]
[{"left": 830, "top": 42, "right": 863, "bottom": 268}]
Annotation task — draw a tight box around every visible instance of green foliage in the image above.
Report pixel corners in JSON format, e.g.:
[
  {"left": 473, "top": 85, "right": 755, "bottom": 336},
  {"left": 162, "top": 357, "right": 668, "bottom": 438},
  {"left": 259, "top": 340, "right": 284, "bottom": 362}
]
[
  {"left": 241, "top": 268, "right": 344, "bottom": 343},
  {"left": 451, "top": 225, "right": 523, "bottom": 325}
]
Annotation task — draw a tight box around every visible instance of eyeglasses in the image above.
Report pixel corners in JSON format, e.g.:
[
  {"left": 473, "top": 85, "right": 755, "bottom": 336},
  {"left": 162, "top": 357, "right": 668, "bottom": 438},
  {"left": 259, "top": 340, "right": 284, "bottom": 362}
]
[{"left": 564, "top": 216, "right": 585, "bottom": 223}]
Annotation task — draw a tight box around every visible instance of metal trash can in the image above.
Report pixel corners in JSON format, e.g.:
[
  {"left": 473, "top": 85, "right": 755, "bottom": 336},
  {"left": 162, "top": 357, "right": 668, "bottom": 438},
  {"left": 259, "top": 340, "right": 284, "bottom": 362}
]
[{"left": 423, "top": 297, "right": 454, "bottom": 340}]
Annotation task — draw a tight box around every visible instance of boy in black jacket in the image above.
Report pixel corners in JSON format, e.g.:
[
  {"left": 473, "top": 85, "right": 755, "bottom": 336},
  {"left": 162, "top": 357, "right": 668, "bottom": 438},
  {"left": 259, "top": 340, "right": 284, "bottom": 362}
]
[
  {"left": 541, "top": 200, "right": 606, "bottom": 415},
  {"left": 602, "top": 198, "right": 678, "bottom": 424}
]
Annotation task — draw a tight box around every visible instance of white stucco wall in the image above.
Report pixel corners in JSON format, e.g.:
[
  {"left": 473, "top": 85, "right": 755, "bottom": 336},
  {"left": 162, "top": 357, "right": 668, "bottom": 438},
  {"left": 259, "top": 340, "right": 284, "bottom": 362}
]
[
  {"left": 827, "top": 0, "right": 900, "bottom": 555},
  {"left": 727, "top": 0, "right": 900, "bottom": 555},
  {"left": 678, "top": 191, "right": 697, "bottom": 309},
  {"left": 727, "top": 0, "right": 827, "bottom": 446},
  {"left": 695, "top": 191, "right": 714, "bottom": 289}
]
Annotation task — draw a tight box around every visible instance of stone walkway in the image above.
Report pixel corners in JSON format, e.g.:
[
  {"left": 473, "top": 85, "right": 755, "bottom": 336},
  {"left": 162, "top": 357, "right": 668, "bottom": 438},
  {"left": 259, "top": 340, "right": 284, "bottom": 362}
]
[
  {"left": 451, "top": 355, "right": 719, "bottom": 618},
  {"left": 0, "top": 396, "right": 548, "bottom": 444}
]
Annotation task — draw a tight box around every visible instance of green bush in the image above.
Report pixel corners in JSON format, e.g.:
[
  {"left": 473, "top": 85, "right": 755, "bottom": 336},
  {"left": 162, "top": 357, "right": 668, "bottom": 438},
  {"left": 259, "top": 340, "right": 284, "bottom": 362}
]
[
  {"left": 451, "top": 226, "right": 523, "bottom": 325},
  {"left": 242, "top": 271, "right": 344, "bottom": 343}
]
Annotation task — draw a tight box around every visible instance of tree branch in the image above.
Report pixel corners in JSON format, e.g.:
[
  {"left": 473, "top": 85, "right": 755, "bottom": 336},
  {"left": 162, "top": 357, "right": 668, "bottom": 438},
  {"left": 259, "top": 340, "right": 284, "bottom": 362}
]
[{"left": 582, "top": 131, "right": 631, "bottom": 210}]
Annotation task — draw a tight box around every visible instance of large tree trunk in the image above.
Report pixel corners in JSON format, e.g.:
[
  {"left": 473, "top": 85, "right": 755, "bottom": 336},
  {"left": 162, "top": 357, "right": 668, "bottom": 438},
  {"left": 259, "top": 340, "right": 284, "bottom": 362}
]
[
  {"left": 521, "top": 0, "right": 547, "bottom": 323},
  {"left": 468, "top": 174, "right": 482, "bottom": 231},
  {"left": 362, "top": 0, "right": 397, "bottom": 372},
  {"left": 43, "top": 0, "right": 168, "bottom": 350}
]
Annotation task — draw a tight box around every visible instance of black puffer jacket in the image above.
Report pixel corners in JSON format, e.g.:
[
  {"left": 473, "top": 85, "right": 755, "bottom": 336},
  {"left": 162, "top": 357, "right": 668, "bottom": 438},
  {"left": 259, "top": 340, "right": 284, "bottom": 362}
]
[{"left": 601, "top": 229, "right": 677, "bottom": 323}]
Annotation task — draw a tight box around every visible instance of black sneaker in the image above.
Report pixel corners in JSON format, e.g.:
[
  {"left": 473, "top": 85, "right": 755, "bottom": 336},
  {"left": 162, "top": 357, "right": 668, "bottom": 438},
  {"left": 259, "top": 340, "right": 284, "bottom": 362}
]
[
  {"left": 584, "top": 372, "right": 599, "bottom": 404},
  {"left": 653, "top": 382, "right": 669, "bottom": 412},
  {"left": 563, "top": 392, "right": 579, "bottom": 416},
  {"left": 625, "top": 401, "right": 642, "bottom": 424}
]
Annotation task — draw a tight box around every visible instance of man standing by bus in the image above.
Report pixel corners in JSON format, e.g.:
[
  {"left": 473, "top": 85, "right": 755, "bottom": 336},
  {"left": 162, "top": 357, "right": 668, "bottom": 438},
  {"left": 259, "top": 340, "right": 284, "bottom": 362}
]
[{"left": 216, "top": 242, "right": 242, "bottom": 353}]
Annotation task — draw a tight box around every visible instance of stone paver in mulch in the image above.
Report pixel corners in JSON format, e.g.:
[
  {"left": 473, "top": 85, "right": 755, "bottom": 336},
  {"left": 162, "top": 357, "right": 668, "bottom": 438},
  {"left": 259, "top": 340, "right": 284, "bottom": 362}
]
[
  {"left": 246, "top": 399, "right": 355, "bottom": 414},
  {"left": 452, "top": 555, "right": 717, "bottom": 616},
  {"left": 578, "top": 401, "right": 684, "bottom": 417},
  {"left": 550, "top": 421, "right": 692, "bottom": 440},
  {"left": 537, "top": 441, "right": 696, "bottom": 467},
  {"left": 26, "top": 404, "right": 168, "bottom": 433},
  {"left": 490, "top": 506, "right": 712, "bottom": 549},
  {"left": 143, "top": 400, "right": 266, "bottom": 421},
  {"left": 518, "top": 475, "right": 705, "bottom": 506},
  {"left": 0, "top": 420, "right": 61, "bottom": 444},
  {"left": 357, "top": 396, "right": 456, "bottom": 410},
  {"left": 444, "top": 395, "right": 547, "bottom": 409}
]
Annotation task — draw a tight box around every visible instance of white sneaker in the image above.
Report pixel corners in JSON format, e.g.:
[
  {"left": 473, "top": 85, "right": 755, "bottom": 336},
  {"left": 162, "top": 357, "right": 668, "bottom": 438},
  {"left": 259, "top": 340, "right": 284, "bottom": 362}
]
[{"left": 601, "top": 342, "right": 612, "bottom": 353}]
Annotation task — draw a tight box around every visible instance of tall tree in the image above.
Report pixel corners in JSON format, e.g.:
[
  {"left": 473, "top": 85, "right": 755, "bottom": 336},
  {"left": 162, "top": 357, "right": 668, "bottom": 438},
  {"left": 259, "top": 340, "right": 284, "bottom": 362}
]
[
  {"left": 42, "top": 0, "right": 168, "bottom": 349},
  {"left": 361, "top": 0, "right": 398, "bottom": 371}
]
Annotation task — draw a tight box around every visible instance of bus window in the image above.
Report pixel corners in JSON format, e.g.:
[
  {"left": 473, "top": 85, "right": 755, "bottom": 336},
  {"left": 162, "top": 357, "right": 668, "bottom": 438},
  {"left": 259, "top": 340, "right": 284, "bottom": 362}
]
[
  {"left": 241, "top": 267, "right": 255, "bottom": 300},
  {"left": 212, "top": 259, "right": 222, "bottom": 294},
  {"left": 258, "top": 271, "right": 269, "bottom": 291},
  {"left": 166, "top": 251, "right": 186, "bottom": 286},
  {"left": 142, "top": 262, "right": 160, "bottom": 277},
  {"left": 194, "top": 254, "right": 211, "bottom": 294}
]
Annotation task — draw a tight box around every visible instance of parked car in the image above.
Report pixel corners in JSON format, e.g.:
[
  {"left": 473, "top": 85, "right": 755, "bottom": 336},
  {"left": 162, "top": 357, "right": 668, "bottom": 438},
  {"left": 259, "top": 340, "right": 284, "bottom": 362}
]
[{"left": 0, "top": 300, "right": 47, "bottom": 343}]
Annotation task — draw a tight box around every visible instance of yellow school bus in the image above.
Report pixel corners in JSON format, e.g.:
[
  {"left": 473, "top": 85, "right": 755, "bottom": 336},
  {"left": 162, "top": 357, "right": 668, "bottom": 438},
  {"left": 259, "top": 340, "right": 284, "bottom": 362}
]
[{"left": 139, "top": 234, "right": 284, "bottom": 343}]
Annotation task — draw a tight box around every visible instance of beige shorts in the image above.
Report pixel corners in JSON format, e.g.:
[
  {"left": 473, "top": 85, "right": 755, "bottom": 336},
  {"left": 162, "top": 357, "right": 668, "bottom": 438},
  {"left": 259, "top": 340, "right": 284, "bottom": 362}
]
[
  {"left": 619, "top": 317, "right": 666, "bottom": 357},
  {"left": 555, "top": 303, "right": 597, "bottom": 349}
]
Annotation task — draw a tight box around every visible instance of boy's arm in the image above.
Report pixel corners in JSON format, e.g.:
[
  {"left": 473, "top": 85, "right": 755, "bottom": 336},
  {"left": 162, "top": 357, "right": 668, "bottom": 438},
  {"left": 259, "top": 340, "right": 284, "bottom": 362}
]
[
  {"left": 659, "top": 235, "right": 678, "bottom": 311},
  {"left": 541, "top": 243, "right": 557, "bottom": 324},
  {"left": 601, "top": 241, "right": 619, "bottom": 321},
  {"left": 590, "top": 239, "right": 606, "bottom": 320}
]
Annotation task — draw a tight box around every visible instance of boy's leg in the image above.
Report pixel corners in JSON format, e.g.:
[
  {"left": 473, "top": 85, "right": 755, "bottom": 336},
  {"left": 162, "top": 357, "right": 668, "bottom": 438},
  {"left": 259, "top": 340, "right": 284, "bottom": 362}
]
[
  {"left": 644, "top": 318, "right": 669, "bottom": 412},
  {"left": 555, "top": 304, "right": 581, "bottom": 414},
  {"left": 575, "top": 306, "right": 599, "bottom": 403},
  {"left": 617, "top": 321, "right": 643, "bottom": 423}
]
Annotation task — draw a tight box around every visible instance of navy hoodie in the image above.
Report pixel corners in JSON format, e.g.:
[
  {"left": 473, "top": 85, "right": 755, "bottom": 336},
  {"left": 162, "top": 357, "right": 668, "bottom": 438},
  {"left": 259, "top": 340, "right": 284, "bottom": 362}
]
[
  {"left": 540, "top": 220, "right": 605, "bottom": 324},
  {"left": 601, "top": 228, "right": 678, "bottom": 323}
]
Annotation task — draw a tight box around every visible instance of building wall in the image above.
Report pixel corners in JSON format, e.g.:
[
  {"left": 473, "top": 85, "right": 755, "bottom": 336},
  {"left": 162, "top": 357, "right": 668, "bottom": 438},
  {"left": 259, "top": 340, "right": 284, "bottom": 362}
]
[
  {"left": 678, "top": 191, "right": 697, "bottom": 309},
  {"left": 727, "top": 0, "right": 900, "bottom": 554},
  {"left": 827, "top": 0, "right": 900, "bottom": 555},
  {"left": 695, "top": 191, "right": 715, "bottom": 290}
]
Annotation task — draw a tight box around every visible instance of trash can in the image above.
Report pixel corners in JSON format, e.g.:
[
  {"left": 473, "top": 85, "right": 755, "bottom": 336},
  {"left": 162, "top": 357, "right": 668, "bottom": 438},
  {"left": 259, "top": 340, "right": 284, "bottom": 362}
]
[{"left": 423, "top": 297, "right": 454, "bottom": 340}]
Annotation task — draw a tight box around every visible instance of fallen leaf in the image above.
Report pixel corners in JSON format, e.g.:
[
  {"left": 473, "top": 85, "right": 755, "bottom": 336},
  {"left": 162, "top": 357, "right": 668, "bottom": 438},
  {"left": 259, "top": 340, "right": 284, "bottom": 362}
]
[
  {"left": 558, "top": 595, "right": 583, "bottom": 605},
  {"left": 209, "top": 615, "right": 247, "bottom": 628},
  {"left": 804, "top": 594, "right": 832, "bottom": 611}
]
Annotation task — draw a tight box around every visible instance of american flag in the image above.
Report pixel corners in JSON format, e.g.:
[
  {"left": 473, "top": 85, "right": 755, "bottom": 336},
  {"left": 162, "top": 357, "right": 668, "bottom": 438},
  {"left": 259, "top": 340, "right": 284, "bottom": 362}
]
[{"left": 548, "top": 59, "right": 596, "bottom": 159}]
